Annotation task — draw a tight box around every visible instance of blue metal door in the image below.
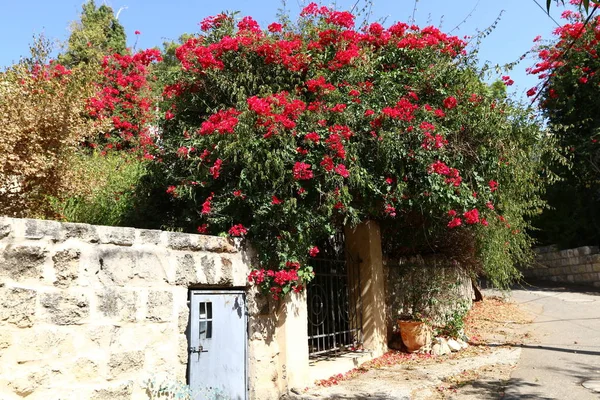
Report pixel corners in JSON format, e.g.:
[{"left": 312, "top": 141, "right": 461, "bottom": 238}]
[{"left": 189, "top": 290, "right": 247, "bottom": 400}]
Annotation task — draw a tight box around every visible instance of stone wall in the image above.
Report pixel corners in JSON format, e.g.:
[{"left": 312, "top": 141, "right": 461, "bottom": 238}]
[
  {"left": 0, "top": 217, "right": 308, "bottom": 399},
  {"left": 522, "top": 245, "right": 600, "bottom": 287},
  {"left": 383, "top": 255, "right": 473, "bottom": 339}
]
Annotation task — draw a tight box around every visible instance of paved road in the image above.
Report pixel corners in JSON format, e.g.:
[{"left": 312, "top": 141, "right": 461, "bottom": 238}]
[{"left": 505, "top": 283, "right": 600, "bottom": 399}]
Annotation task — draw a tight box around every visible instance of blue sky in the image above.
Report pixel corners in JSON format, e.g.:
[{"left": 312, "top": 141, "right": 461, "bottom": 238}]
[{"left": 0, "top": 0, "right": 567, "bottom": 100}]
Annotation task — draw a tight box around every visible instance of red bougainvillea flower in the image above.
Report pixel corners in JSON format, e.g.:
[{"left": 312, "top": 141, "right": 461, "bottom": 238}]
[
  {"left": 228, "top": 224, "right": 248, "bottom": 237},
  {"left": 320, "top": 156, "right": 334, "bottom": 171},
  {"left": 448, "top": 218, "right": 462, "bottom": 228},
  {"left": 292, "top": 162, "right": 314, "bottom": 180},
  {"left": 463, "top": 208, "right": 480, "bottom": 225},
  {"left": 248, "top": 269, "right": 265, "bottom": 284},
  {"left": 166, "top": 186, "right": 178, "bottom": 197},
  {"left": 201, "top": 193, "right": 214, "bottom": 215},
  {"left": 304, "top": 132, "right": 320, "bottom": 143},
  {"left": 271, "top": 196, "right": 282, "bottom": 205},
  {"left": 326, "top": 10, "right": 355, "bottom": 29},
  {"left": 489, "top": 180, "right": 499, "bottom": 192},
  {"left": 448, "top": 209, "right": 457, "bottom": 217},
  {"left": 481, "top": 218, "right": 489, "bottom": 226},
  {"left": 384, "top": 204, "right": 397, "bottom": 217},
  {"left": 209, "top": 159, "right": 223, "bottom": 179},
  {"left": 334, "top": 164, "right": 350, "bottom": 178},
  {"left": 430, "top": 160, "right": 450, "bottom": 175},
  {"left": 308, "top": 246, "right": 320, "bottom": 257},
  {"left": 197, "top": 224, "right": 209, "bottom": 234},
  {"left": 443, "top": 96, "right": 458, "bottom": 109},
  {"left": 268, "top": 22, "right": 283, "bottom": 33},
  {"left": 501, "top": 75, "right": 514, "bottom": 86}
]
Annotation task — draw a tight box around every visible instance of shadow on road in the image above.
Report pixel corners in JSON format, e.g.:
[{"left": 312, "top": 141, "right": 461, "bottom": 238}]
[
  {"left": 544, "top": 361, "right": 600, "bottom": 385},
  {"left": 452, "top": 376, "right": 554, "bottom": 400}
]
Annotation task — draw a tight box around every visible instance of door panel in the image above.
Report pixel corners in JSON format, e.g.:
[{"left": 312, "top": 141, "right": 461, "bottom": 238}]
[{"left": 189, "top": 290, "right": 247, "bottom": 400}]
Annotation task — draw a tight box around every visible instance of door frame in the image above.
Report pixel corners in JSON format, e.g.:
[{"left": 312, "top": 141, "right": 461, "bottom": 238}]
[{"left": 188, "top": 288, "right": 248, "bottom": 399}]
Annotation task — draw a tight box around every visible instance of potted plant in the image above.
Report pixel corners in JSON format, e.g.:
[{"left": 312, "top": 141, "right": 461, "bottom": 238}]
[
  {"left": 397, "top": 313, "right": 432, "bottom": 353},
  {"left": 393, "top": 261, "right": 440, "bottom": 353}
]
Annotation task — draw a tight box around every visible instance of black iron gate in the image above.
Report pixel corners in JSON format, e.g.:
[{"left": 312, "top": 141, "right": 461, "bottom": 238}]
[{"left": 307, "top": 252, "right": 362, "bottom": 357}]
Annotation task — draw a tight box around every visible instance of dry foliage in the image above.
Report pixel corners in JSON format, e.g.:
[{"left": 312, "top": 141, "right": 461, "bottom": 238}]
[
  {"left": 0, "top": 61, "right": 103, "bottom": 218},
  {"left": 464, "top": 295, "right": 533, "bottom": 345}
]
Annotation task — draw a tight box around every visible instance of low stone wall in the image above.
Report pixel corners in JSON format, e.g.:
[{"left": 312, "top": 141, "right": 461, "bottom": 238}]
[
  {"left": 523, "top": 245, "right": 600, "bottom": 287},
  {"left": 0, "top": 217, "right": 308, "bottom": 399},
  {"left": 383, "top": 256, "right": 473, "bottom": 339}
]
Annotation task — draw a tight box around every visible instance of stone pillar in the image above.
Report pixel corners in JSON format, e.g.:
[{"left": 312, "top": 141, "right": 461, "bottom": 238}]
[
  {"left": 345, "top": 221, "right": 387, "bottom": 357},
  {"left": 277, "top": 291, "right": 309, "bottom": 393}
]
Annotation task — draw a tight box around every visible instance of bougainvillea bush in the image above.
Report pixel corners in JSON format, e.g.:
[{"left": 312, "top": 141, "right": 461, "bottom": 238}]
[
  {"left": 528, "top": 2, "right": 600, "bottom": 247},
  {"left": 150, "top": 4, "right": 553, "bottom": 297}
]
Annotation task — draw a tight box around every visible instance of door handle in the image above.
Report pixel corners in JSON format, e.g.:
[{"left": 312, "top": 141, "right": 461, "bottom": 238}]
[{"left": 189, "top": 346, "right": 207, "bottom": 353}]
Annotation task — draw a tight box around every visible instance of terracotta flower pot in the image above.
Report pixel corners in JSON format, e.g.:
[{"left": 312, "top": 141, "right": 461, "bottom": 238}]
[{"left": 398, "top": 320, "right": 432, "bottom": 353}]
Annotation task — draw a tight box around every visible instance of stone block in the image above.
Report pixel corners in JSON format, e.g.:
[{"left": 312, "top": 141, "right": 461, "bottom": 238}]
[
  {"left": 137, "top": 229, "right": 161, "bottom": 245},
  {"left": 88, "top": 325, "right": 119, "bottom": 348},
  {"left": 15, "top": 328, "right": 74, "bottom": 362},
  {"left": 559, "top": 249, "right": 574, "bottom": 258},
  {"left": 0, "top": 244, "right": 46, "bottom": 281},
  {"left": 96, "top": 249, "right": 135, "bottom": 286},
  {"left": 72, "top": 358, "right": 100, "bottom": 381},
  {"left": 201, "top": 236, "right": 238, "bottom": 253},
  {"left": 570, "top": 265, "right": 586, "bottom": 274},
  {"left": 91, "top": 382, "right": 134, "bottom": 400},
  {"left": 0, "top": 218, "right": 10, "bottom": 239},
  {"left": 247, "top": 290, "right": 270, "bottom": 317},
  {"left": 97, "top": 288, "right": 137, "bottom": 322},
  {"left": 9, "top": 370, "right": 47, "bottom": 397},
  {"left": 147, "top": 290, "right": 173, "bottom": 322},
  {"left": 63, "top": 222, "right": 99, "bottom": 242},
  {"left": 200, "top": 254, "right": 219, "bottom": 284},
  {"left": 108, "top": 351, "right": 144, "bottom": 378},
  {"left": 24, "top": 218, "right": 61, "bottom": 241},
  {"left": 40, "top": 292, "right": 89, "bottom": 325},
  {"left": 178, "top": 305, "right": 189, "bottom": 334},
  {"left": 134, "top": 251, "right": 168, "bottom": 283},
  {"left": 178, "top": 333, "right": 189, "bottom": 365},
  {"left": 174, "top": 254, "right": 199, "bottom": 286},
  {"left": 220, "top": 256, "right": 234, "bottom": 285},
  {"left": 0, "top": 287, "right": 36, "bottom": 327},
  {"left": 96, "top": 248, "right": 167, "bottom": 286},
  {"left": 0, "top": 328, "right": 12, "bottom": 349},
  {"left": 167, "top": 232, "right": 196, "bottom": 250},
  {"left": 97, "top": 226, "right": 135, "bottom": 246},
  {"left": 592, "top": 264, "right": 600, "bottom": 272},
  {"left": 53, "top": 249, "right": 80, "bottom": 288}
]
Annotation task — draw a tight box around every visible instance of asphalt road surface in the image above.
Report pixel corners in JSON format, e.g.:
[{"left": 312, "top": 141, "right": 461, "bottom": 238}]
[{"left": 505, "top": 283, "right": 600, "bottom": 399}]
